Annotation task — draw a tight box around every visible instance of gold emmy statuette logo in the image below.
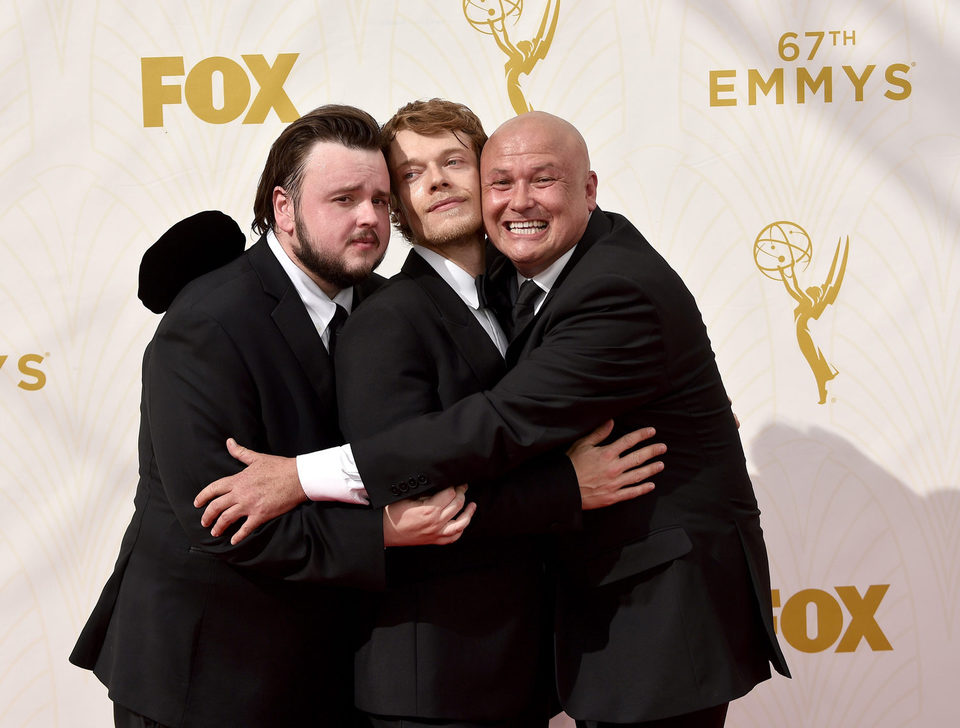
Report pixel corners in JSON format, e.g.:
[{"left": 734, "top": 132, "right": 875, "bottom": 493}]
[
  {"left": 754, "top": 221, "right": 850, "bottom": 404},
  {"left": 462, "top": 0, "right": 560, "bottom": 114}
]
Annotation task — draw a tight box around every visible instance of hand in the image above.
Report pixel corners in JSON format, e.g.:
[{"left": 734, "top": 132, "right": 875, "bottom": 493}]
[
  {"left": 567, "top": 420, "right": 665, "bottom": 511},
  {"left": 382, "top": 485, "right": 477, "bottom": 547},
  {"left": 193, "top": 438, "right": 306, "bottom": 545}
]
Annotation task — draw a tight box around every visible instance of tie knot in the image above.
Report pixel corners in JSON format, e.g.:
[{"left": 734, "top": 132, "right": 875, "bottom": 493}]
[{"left": 515, "top": 279, "right": 542, "bottom": 311}]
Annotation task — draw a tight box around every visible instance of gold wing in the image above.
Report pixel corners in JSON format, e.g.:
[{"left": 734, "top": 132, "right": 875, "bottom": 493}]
[
  {"left": 528, "top": 0, "right": 561, "bottom": 62},
  {"left": 811, "top": 235, "right": 849, "bottom": 317}
]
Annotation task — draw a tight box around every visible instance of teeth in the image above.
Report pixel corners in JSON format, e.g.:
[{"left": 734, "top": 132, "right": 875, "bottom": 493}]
[{"left": 506, "top": 221, "right": 547, "bottom": 235}]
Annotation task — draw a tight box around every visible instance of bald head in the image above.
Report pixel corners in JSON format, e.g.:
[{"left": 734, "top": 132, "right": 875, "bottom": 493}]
[
  {"left": 486, "top": 111, "right": 591, "bottom": 171},
  {"left": 480, "top": 112, "right": 598, "bottom": 277}
]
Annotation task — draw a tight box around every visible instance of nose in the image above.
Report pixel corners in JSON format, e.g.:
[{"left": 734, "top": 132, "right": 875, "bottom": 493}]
[
  {"left": 509, "top": 180, "right": 533, "bottom": 211},
  {"left": 356, "top": 198, "right": 381, "bottom": 227},
  {"left": 428, "top": 162, "right": 450, "bottom": 192}
]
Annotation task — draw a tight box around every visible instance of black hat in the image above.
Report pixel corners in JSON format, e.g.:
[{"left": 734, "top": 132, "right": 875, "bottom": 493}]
[{"left": 138, "top": 210, "right": 246, "bottom": 313}]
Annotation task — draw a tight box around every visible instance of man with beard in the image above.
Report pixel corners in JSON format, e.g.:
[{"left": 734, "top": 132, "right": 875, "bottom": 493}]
[{"left": 70, "top": 105, "right": 475, "bottom": 728}]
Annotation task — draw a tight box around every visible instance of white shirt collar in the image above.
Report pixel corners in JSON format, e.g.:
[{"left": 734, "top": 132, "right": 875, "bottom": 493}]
[
  {"left": 516, "top": 243, "right": 578, "bottom": 296},
  {"left": 412, "top": 244, "right": 484, "bottom": 310},
  {"left": 266, "top": 230, "right": 353, "bottom": 335}
]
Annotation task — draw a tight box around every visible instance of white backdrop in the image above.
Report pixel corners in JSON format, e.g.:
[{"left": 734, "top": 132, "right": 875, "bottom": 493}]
[{"left": 1, "top": 1, "right": 957, "bottom": 726}]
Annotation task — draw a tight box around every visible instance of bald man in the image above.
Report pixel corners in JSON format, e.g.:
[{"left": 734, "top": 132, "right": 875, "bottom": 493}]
[{"left": 199, "top": 111, "right": 789, "bottom": 727}]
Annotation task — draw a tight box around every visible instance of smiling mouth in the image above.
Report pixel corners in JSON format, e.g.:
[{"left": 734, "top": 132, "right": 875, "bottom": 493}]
[{"left": 505, "top": 220, "right": 547, "bottom": 235}]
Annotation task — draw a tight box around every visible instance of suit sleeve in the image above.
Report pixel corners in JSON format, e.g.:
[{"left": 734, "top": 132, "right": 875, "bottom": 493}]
[
  {"left": 336, "top": 294, "right": 581, "bottom": 534},
  {"left": 353, "top": 272, "right": 670, "bottom": 507},
  {"left": 146, "top": 305, "right": 385, "bottom": 589}
]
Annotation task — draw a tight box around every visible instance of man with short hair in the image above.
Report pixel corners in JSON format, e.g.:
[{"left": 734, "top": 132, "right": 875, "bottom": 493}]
[
  {"left": 70, "top": 105, "right": 474, "bottom": 728},
  {"left": 200, "top": 109, "right": 790, "bottom": 727}
]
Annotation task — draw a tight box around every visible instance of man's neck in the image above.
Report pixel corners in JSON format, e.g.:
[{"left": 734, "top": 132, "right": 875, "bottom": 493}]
[{"left": 416, "top": 234, "right": 485, "bottom": 277}]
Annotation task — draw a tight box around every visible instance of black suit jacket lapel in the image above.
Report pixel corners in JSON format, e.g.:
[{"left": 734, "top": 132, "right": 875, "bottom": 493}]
[
  {"left": 247, "top": 238, "right": 337, "bottom": 405},
  {"left": 540, "top": 208, "right": 611, "bottom": 309},
  {"left": 402, "top": 250, "right": 506, "bottom": 388}
]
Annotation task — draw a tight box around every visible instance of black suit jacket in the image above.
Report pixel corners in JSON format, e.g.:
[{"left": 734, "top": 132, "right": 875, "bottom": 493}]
[
  {"left": 335, "top": 249, "right": 581, "bottom": 721},
  {"left": 350, "top": 211, "right": 790, "bottom": 722},
  {"left": 70, "top": 238, "right": 386, "bottom": 727}
]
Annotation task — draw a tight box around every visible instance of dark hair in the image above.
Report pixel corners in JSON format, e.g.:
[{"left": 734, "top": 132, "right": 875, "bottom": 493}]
[
  {"left": 252, "top": 104, "right": 382, "bottom": 235},
  {"left": 380, "top": 99, "right": 487, "bottom": 239}
]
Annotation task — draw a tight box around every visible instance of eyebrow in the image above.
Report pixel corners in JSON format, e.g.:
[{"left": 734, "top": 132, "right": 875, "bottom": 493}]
[
  {"left": 329, "top": 184, "right": 390, "bottom": 197},
  {"left": 395, "top": 147, "right": 472, "bottom": 167}
]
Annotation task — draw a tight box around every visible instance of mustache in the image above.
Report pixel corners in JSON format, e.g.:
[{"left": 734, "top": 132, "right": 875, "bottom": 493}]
[{"left": 349, "top": 231, "right": 381, "bottom": 244}]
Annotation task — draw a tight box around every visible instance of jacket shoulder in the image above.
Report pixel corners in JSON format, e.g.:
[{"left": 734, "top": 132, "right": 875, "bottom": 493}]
[
  {"left": 168, "top": 252, "right": 258, "bottom": 309},
  {"left": 155, "top": 252, "right": 269, "bottom": 342},
  {"left": 351, "top": 272, "right": 431, "bottom": 318}
]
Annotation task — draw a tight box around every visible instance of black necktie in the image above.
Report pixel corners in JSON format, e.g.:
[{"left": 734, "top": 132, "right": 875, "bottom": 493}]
[
  {"left": 511, "top": 279, "right": 541, "bottom": 339},
  {"left": 326, "top": 304, "right": 348, "bottom": 359},
  {"left": 475, "top": 274, "right": 489, "bottom": 309}
]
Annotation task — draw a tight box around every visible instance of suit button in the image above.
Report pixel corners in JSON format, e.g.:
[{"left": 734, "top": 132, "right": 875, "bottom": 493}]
[
  {"left": 390, "top": 485, "right": 400, "bottom": 496},
  {"left": 407, "top": 477, "right": 418, "bottom": 490},
  {"left": 417, "top": 474, "right": 428, "bottom": 484}
]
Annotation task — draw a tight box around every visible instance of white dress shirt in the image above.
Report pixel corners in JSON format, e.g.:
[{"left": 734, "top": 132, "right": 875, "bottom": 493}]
[{"left": 513, "top": 243, "right": 578, "bottom": 314}]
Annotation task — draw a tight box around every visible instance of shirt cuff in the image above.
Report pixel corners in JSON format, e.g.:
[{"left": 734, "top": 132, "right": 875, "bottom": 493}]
[{"left": 296, "top": 444, "right": 369, "bottom": 505}]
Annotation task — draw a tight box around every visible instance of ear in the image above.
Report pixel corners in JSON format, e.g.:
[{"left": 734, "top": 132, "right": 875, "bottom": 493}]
[
  {"left": 585, "top": 171, "right": 599, "bottom": 212},
  {"left": 273, "top": 187, "right": 296, "bottom": 236},
  {"left": 393, "top": 200, "right": 408, "bottom": 230}
]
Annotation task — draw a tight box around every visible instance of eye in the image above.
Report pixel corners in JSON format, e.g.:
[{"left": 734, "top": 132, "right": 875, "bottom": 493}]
[{"left": 333, "top": 195, "right": 351, "bottom": 203}]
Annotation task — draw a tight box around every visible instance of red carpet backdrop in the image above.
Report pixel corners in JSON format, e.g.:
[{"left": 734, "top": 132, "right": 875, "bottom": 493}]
[{"left": 1, "top": 1, "right": 956, "bottom": 725}]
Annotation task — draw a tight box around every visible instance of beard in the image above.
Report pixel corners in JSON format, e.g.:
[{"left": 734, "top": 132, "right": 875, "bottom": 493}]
[
  {"left": 293, "top": 214, "right": 385, "bottom": 290},
  {"left": 420, "top": 212, "right": 483, "bottom": 246},
  {"left": 408, "top": 200, "right": 484, "bottom": 248}
]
